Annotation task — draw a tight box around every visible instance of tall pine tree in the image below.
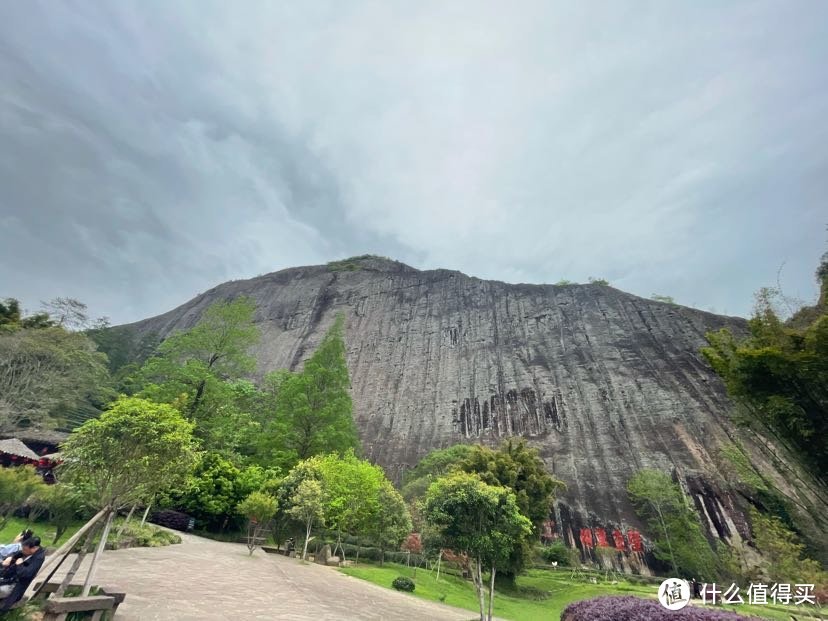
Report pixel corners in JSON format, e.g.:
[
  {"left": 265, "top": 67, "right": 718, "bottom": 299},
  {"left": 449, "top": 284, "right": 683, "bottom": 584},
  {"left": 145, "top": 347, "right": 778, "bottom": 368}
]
[{"left": 267, "top": 315, "right": 359, "bottom": 470}]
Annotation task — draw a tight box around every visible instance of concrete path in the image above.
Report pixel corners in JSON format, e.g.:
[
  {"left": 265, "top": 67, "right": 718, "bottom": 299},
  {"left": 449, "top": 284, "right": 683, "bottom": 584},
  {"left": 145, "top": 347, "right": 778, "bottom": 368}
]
[{"left": 50, "top": 533, "right": 475, "bottom": 621}]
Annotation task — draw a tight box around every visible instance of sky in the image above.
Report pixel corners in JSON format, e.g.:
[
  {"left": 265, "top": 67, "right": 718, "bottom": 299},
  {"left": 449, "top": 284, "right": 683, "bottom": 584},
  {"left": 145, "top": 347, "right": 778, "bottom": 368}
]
[{"left": 1, "top": 1, "right": 826, "bottom": 324}]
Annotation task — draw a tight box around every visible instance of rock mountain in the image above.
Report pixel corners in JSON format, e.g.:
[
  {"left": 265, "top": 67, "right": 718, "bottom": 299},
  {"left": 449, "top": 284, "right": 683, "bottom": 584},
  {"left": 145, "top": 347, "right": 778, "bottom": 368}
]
[{"left": 122, "top": 256, "right": 827, "bottom": 570}]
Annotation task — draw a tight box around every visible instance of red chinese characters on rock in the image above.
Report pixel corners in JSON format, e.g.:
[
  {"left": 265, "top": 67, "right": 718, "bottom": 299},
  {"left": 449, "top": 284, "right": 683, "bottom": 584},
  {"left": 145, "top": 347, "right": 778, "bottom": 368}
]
[
  {"left": 612, "top": 529, "right": 626, "bottom": 551},
  {"left": 594, "top": 528, "right": 609, "bottom": 548},
  {"left": 627, "top": 529, "right": 643, "bottom": 553},
  {"left": 579, "top": 528, "right": 594, "bottom": 549}
]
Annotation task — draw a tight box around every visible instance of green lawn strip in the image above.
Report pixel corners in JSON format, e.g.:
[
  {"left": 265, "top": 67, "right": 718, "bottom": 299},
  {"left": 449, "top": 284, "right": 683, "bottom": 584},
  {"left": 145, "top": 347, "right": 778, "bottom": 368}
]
[
  {"left": 0, "top": 517, "right": 83, "bottom": 548},
  {"left": 339, "top": 563, "right": 806, "bottom": 621}
]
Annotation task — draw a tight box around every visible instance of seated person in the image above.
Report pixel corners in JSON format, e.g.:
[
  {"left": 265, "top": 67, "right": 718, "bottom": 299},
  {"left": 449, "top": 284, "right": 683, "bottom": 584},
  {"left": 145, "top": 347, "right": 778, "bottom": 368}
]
[
  {"left": 0, "top": 530, "right": 33, "bottom": 562},
  {"left": 0, "top": 536, "right": 45, "bottom": 611}
]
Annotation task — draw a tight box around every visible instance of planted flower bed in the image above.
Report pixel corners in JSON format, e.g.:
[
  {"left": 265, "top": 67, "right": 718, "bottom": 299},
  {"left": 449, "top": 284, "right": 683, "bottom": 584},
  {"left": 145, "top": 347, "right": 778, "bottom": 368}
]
[{"left": 562, "top": 596, "right": 761, "bottom": 621}]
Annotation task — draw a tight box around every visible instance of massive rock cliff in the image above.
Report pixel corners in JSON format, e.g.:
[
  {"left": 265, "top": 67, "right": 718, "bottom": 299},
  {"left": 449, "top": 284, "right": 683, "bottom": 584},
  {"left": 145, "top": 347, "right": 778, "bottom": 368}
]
[{"left": 122, "top": 256, "right": 828, "bottom": 568}]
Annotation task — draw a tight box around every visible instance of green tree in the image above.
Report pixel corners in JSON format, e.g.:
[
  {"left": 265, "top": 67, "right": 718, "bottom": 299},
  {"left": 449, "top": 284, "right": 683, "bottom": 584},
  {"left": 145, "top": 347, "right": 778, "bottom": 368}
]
[
  {"left": 371, "top": 481, "right": 412, "bottom": 566},
  {"left": 29, "top": 483, "right": 85, "bottom": 543},
  {"left": 288, "top": 478, "right": 327, "bottom": 560},
  {"left": 702, "top": 280, "right": 828, "bottom": 477},
  {"left": 60, "top": 396, "right": 198, "bottom": 511},
  {"left": 238, "top": 491, "right": 278, "bottom": 555},
  {"left": 0, "top": 466, "right": 44, "bottom": 529},
  {"left": 136, "top": 298, "right": 261, "bottom": 454},
  {"left": 627, "top": 469, "right": 717, "bottom": 580},
  {"left": 401, "top": 444, "right": 477, "bottom": 503},
  {"left": 170, "top": 452, "right": 246, "bottom": 531},
  {"left": 317, "top": 451, "right": 385, "bottom": 560},
  {"left": 458, "top": 439, "right": 565, "bottom": 582},
  {"left": 0, "top": 326, "right": 111, "bottom": 432},
  {"left": 0, "top": 297, "right": 53, "bottom": 331},
  {"left": 269, "top": 316, "right": 359, "bottom": 469},
  {"left": 749, "top": 508, "right": 826, "bottom": 584},
  {"left": 423, "top": 472, "right": 532, "bottom": 621}
]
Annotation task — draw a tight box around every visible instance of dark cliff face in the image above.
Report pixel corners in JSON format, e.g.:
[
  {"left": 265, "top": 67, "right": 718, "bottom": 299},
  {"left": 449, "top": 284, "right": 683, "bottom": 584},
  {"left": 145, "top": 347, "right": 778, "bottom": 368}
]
[{"left": 124, "top": 256, "right": 827, "bottom": 567}]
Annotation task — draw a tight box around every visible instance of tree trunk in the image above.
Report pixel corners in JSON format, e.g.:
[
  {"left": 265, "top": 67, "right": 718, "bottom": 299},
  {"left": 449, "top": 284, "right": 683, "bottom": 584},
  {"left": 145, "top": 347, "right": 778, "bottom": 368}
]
[
  {"left": 655, "top": 506, "right": 678, "bottom": 575},
  {"left": 487, "top": 566, "right": 497, "bottom": 621},
  {"left": 83, "top": 509, "right": 114, "bottom": 596},
  {"left": 140, "top": 502, "right": 152, "bottom": 527},
  {"left": 190, "top": 379, "right": 207, "bottom": 418},
  {"left": 436, "top": 550, "right": 441, "bottom": 582},
  {"left": 473, "top": 558, "right": 485, "bottom": 621},
  {"left": 302, "top": 519, "right": 312, "bottom": 560}
]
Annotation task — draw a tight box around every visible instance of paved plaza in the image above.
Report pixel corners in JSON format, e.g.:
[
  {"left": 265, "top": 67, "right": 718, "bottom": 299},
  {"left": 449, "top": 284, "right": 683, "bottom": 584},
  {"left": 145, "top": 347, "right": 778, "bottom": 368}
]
[{"left": 50, "top": 533, "right": 474, "bottom": 620}]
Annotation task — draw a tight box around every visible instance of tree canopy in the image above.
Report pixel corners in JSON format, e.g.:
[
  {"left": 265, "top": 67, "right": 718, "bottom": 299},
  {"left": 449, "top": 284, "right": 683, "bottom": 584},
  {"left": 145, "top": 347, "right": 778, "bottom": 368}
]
[
  {"left": 423, "top": 471, "right": 532, "bottom": 621},
  {"left": 701, "top": 262, "right": 828, "bottom": 478},
  {"left": 627, "top": 469, "right": 717, "bottom": 580},
  {"left": 267, "top": 316, "right": 360, "bottom": 470},
  {"left": 60, "top": 396, "right": 198, "bottom": 510}
]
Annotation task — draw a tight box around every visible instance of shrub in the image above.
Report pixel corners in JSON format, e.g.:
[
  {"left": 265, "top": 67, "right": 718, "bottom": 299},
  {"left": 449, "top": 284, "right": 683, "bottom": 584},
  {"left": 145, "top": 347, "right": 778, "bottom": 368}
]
[
  {"left": 538, "top": 541, "right": 574, "bottom": 566},
  {"left": 392, "top": 576, "right": 415, "bottom": 592},
  {"left": 561, "top": 596, "right": 761, "bottom": 620}
]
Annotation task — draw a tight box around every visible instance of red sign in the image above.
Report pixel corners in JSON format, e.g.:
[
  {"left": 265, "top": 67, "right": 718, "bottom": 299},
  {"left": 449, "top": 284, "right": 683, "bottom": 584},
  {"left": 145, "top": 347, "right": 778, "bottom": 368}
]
[
  {"left": 594, "top": 528, "right": 609, "bottom": 547},
  {"left": 627, "top": 529, "right": 643, "bottom": 553},
  {"left": 579, "top": 528, "right": 593, "bottom": 549},
  {"left": 612, "top": 529, "right": 626, "bottom": 551}
]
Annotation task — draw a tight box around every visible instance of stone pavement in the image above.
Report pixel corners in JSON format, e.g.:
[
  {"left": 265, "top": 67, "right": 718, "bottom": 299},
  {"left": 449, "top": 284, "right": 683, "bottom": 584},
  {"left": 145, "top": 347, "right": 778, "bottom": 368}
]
[{"left": 49, "top": 533, "right": 475, "bottom": 620}]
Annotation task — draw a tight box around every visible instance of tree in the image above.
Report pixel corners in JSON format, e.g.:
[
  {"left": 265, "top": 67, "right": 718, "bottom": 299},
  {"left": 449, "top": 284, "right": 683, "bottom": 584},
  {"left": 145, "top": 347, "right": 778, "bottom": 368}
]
[
  {"left": 0, "top": 297, "right": 52, "bottom": 331},
  {"left": 238, "top": 491, "right": 278, "bottom": 555},
  {"left": 40, "top": 297, "right": 91, "bottom": 330},
  {"left": 401, "top": 444, "right": 477, "bottom": 503},
  {"left": 702, "top": 283, "right": 828, "bottom": 478},
  {"left": 371, "top": 482, "right": 412, "bottom": 566},
  {"left": 167, "top": 453, "right": 279, "bottom": 532},
  {"left": 136, "top": 298, "right": 261, "bottom": 454},
  {"left": 60, "top": 397, "right": 198, "bottom": 511},
  {"left": 29, "top": 483, "right": 84, "bottom": 543},
  {"left": 458, "top": 439, "right": 565, "bottom": 582},
  {"left": 269, "top": 316, "right": 359, "bottom": 470},
  {"left": 423, "top": 472, "right": 532, "bottom": 621},
  {"left": 0, "top": 466, "right": 44, "bottom": 529},
  {"left": 749, "top": 508, "right": 827, "bottom": 585},
  {"left": 288, "top": 478, "right": 326, "bottom": 561},
  {"left": 0, "top": 326, "right": 111, "bottom": 432},
  {"left": 626, "top": 469, "right": 717, "bottom": 580},
  {"left": 317, "top": 451, "right": 385, "bottom": 560}
]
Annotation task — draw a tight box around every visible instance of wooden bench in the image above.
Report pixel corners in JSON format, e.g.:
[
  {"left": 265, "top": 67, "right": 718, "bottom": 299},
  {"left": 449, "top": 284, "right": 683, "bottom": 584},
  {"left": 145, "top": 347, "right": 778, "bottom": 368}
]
[
  {"left": 32, "top": 582, "right": 127, "bottom": 618},
  {"left": 42, "top": 595, "right": 115, "bottom": 621}
]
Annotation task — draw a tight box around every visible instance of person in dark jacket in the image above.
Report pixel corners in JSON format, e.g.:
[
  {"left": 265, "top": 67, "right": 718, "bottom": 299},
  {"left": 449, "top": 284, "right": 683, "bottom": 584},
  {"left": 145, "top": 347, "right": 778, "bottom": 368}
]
[{"left": 0, "top": 536, "right": 45, "bottom": 611}]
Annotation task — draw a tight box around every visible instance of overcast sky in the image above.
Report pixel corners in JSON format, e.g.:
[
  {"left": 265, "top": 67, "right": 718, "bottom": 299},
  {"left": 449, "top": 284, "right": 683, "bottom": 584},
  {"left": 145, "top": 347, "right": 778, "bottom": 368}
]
[{"left": 1, "top": 1, "right": 826, "bottom": 324}]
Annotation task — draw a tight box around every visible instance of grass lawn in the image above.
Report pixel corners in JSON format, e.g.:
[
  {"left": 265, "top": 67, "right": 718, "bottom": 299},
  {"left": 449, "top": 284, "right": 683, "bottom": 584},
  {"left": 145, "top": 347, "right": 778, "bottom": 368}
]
[
  {"left": 340, "top": 562, "right": 825, "bottom": 621},
  {"left": 0, "top": 517, "right": 82, "bottom": 548}
]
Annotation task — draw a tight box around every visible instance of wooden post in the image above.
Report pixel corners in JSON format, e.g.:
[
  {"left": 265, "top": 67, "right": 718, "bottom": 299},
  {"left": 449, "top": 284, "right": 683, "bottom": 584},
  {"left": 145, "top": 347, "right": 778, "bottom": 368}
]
[
  {"left": 116, "top": 505, "right": 136, "bottom": 539},
  {"left": 54, "top": 521, "right": 102, "bottom": 597},
  {"left": 24, "top": 508, "right": 108, "bottom": 600},
  {"left": 82, "top": 509, "right": 114, "bottom": 596}
]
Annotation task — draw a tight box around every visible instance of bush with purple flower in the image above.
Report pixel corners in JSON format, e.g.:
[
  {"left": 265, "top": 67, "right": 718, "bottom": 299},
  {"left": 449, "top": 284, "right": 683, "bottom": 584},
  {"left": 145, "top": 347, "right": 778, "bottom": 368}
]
[{"left": 561, "top": 596, "right": 761, "bottom": 621}]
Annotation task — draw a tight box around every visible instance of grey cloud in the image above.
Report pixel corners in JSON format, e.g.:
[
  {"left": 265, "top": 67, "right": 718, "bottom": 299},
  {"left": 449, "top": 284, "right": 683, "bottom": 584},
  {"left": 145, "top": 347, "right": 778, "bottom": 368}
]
[{"left": 1, "top": 1, "right": 826, "bottom": 322}]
